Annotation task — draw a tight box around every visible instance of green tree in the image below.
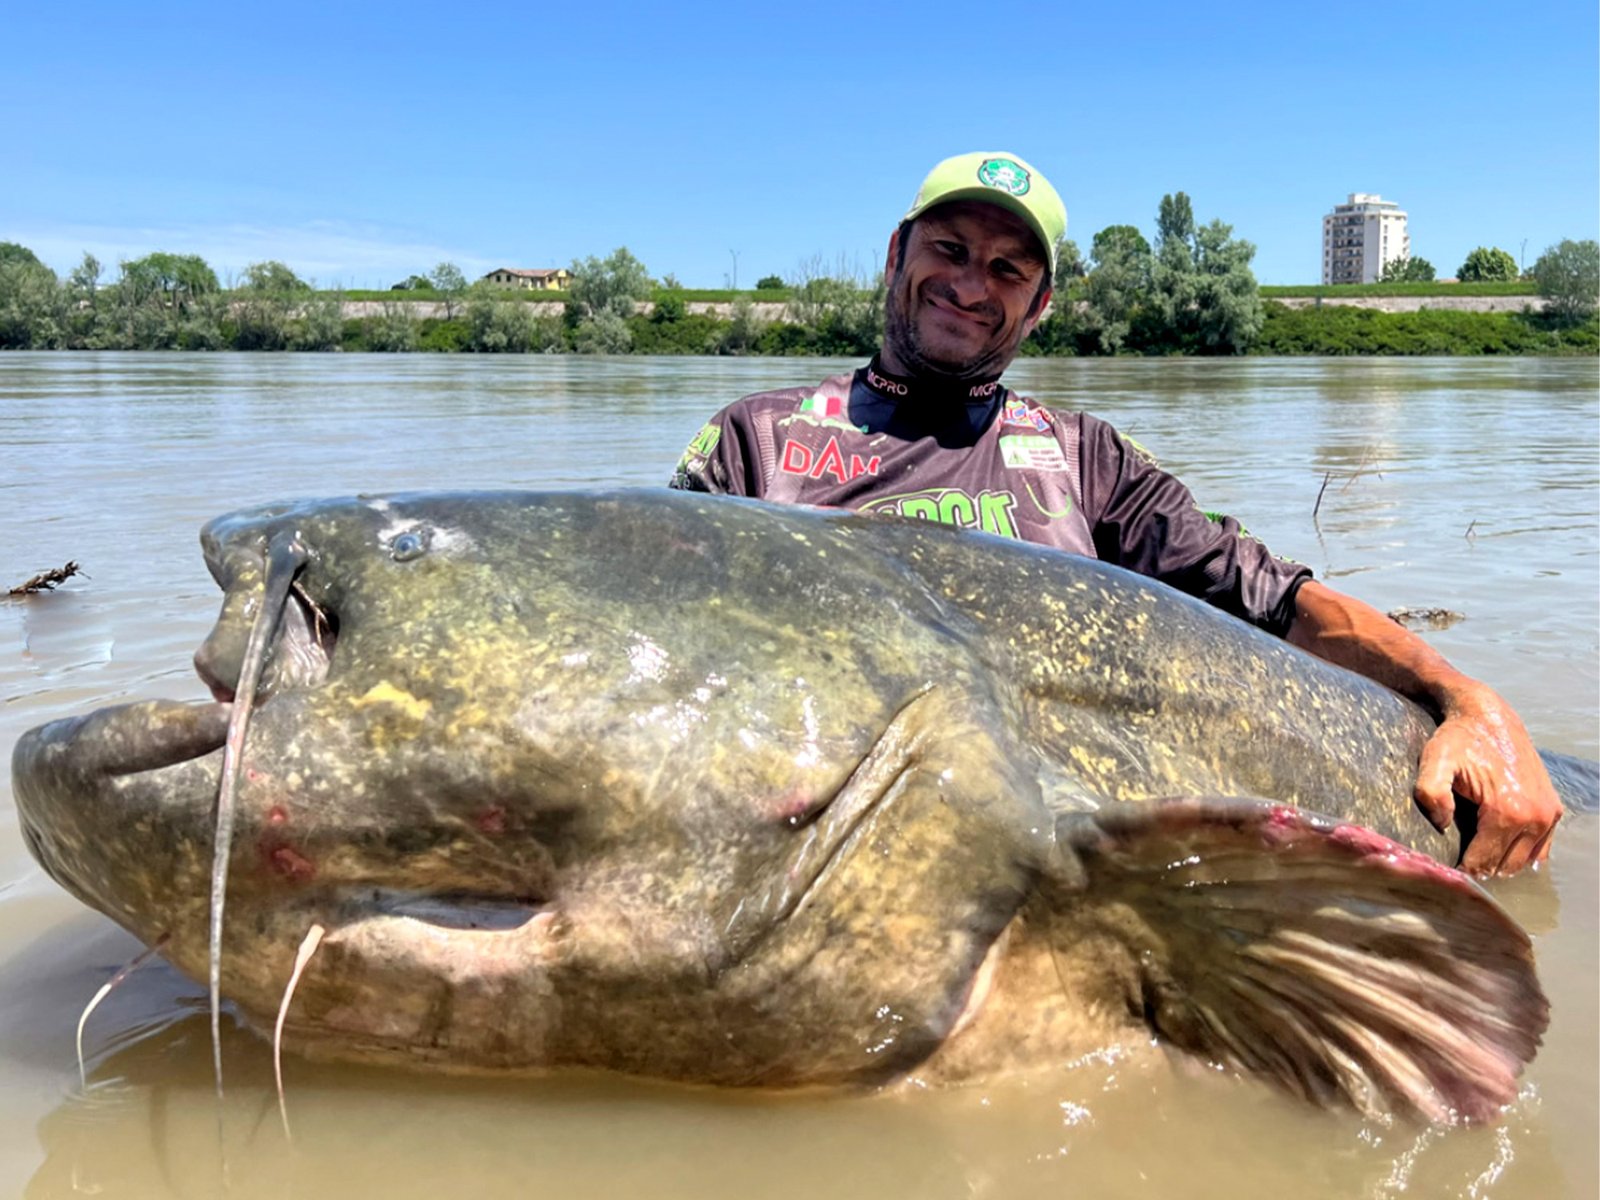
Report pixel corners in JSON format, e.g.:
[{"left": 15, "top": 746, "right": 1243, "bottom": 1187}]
[
  {"left": 1378, "top": 256, "right": 1437, "bottom": 283},
  {"left": 366, "top": 302, "right": 418, "bottom": 351},
  {"left": 651, "top": 292, "right": 687, "bottom": 323},
  {"left": 718, "top": 296, "right": 768, "bottom": 354},
  {"left": 568, "top": 247, "right": 653, "bottom": 320},
  {"left": 464, "top": 282, "right": 558, "bottom": 352},
  {"left": 1052, "top": 239, "right": 1087, "bottom": 288},
  {"left": 1531, "top": 239, "right": 1600, "bottom": 323},
  {"left": 567, "top": 247, "right": 653, "bottom": 351},
  {"left": 786, "top": 255, "right": 884, "bottom": 355},
  {"left": 755, "top": 274, "right": 785, "bottom": 291},
  {"left": 233, "top": 261, "right": 309, "bottom": 350},
  {"left": 1078, "top": 225, "right": 1154, "bottom": 354},
  {"left": 176, "top": 289, "right": 228, "bottom": 350},
  {"left": 430, "top": 262, "right": 468, "bottom": 320},
  {"left": 0, "top": 251, "right": 64, "bottom": 348},
  {"left": 68, "top": 252, "right": 102, "bottom": 296},
  {"left": 120, "top": 252, "right": 218, "bottom": 313},
  {"left": 1091, "top": 225, "right": 1152, "bottom": 264},
  {"left": 0, "top": 242, "right": 45, "bottom": 269},
  {"left": 1155, "top": 194, "right": 1196, "bottom": 270},
  {"left": 294, "top": 289, "right": 346, "bottom": 351},
  {"left": 571, "top": 307, "right": 633, "bottom": 354},
  {"left": 392, "top": 274, "right": 433, "bottom": 291},
  {"left": 241, "top": 261, "right": 309, "bottom": 293},
  {"left": 1457, "top": 247, "right": 1518, "bottom": 282},
  {"left": 1146, "top": 193, "right": 1262, "bottom": 354},
  {"left": 65, "top": 253, "right": 104, "bottom": 347}
]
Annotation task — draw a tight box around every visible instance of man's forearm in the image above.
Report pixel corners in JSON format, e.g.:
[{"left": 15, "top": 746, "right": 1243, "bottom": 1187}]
[
  {"left": 1284, "top": 579, "right": 1561, "bottom": 876},
  {"left": 1284, "top": 580, "right": 1477, "bottom": 713}
]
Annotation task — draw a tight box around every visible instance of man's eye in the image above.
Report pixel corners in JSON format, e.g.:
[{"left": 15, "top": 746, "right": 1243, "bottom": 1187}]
[{"left": 935, "top": 241, "right": 965, "bottom": 259}]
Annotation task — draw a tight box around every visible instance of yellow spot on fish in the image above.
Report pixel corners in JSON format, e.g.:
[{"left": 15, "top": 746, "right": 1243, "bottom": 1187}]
[{"left": 353, "top": 681, "right": 432, "bottom": 721}]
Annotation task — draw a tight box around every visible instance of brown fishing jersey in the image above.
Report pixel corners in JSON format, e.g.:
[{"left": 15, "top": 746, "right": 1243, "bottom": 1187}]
[{"left": 670, "top": 359, "right": 1311, "bottom": 635}]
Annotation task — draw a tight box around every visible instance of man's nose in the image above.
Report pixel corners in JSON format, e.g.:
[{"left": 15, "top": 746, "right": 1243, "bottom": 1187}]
[{"left": 946, "top": 260, "right": 989, "bottom": 307}]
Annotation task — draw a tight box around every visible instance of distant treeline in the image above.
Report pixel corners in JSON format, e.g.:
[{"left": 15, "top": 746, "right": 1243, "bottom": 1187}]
[{"left": 3, "top": 218, "right": 1596, "bottom": 357}]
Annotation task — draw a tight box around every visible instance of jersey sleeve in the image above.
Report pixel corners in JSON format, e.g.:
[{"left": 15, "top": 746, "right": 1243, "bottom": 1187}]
[
  {"left": 668, "top": 403, "right": 761, "bottom": 495},
  {"left": 1077, "top": 415, "right": 1311, "bottom": 636}
]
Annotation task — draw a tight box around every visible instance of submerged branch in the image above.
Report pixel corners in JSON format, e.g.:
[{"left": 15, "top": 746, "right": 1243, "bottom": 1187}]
[{"left": 7, "top": 561, "right": 84, "bottom": 595}]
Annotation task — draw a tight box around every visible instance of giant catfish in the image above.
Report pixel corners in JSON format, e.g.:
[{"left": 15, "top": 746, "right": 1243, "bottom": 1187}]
[{"left": 12, "top": 491, "right": 1594, "bottom": 1124}]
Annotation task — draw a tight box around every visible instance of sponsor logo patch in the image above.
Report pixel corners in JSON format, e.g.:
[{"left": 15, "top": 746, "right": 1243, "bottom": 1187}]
[
  {"left": 977, "top": 158, "right": 1031, "bottom": 197},
  {"left": 671, "top": 421, "right": 722, "bottom": 484},
  {"left": 798, "top": 392, "right": 847, "bottom": 418},
  {"left": 779, "top": 436, "right": 881, "bottom": 483},
  {"left": 1001, "top": 399, "right": 1050, "bottom": 432},
  {"left": 865, "top": 367, "right": 908, "bottom": 397},
  {"left": 999, "top": 434, "right": 1068, "bottom": 471},
  {"left": 859, "top": 488, "right": 1019, "bottom": 539},
  {"left": 685, "top": 422, "right": 721, "bottom": 458}
]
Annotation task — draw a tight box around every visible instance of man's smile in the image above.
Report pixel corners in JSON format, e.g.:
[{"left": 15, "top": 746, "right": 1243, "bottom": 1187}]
[{"left": 921, "top": 287, "right": 997, "bottom": 330}]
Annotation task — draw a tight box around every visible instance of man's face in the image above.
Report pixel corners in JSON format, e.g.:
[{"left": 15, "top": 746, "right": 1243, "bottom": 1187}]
[{"left": 881, "top": 200, "right": 1052, "bottom": 382}]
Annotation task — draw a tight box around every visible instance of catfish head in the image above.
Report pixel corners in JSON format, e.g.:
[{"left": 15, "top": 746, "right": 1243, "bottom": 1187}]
[{"left": 13, "top": 491, "right": 1049, "bottom": 1085}]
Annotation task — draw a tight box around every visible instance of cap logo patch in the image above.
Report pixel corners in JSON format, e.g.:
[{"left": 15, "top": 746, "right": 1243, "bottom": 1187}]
[{"left": 977, "top": 158, "right": 1030, "bottom": 196}]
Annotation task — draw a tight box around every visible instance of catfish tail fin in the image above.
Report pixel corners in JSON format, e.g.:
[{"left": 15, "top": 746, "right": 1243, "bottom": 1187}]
[{"left": 1052, "top": 797, "right": 1547, "bottom": 1125}]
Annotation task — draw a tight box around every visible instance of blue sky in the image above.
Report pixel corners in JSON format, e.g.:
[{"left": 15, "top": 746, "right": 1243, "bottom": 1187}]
[{"left": 4, "top": 0, "right": 1596, "bottom": 288}]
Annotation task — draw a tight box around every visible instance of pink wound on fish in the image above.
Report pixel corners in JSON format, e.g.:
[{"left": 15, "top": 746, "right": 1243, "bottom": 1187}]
[
  {"left": 771, "top": 787, "right": 824, "bottom": 828},
  {"left": 262, "top": 841, "right": 316, "bottom": 881},
  {"left": 1258, "top": 805, "right": 1308, "bottom": 847},
  {"left": 1330, "top": 822, "right": 1469, "bottom": 886}
]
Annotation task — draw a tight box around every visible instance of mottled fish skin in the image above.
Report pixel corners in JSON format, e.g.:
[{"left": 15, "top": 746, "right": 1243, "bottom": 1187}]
[{"left": 7, "top": 490, "right": 1571, "bottom": 1097}]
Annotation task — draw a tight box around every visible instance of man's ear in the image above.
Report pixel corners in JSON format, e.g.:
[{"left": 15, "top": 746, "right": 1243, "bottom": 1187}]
[{"left": 886, "top": 228, "right": 902, "bottom": 275}]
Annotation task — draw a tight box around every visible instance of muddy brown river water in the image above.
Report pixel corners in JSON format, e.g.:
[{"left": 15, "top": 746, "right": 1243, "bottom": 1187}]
[{"left": 1, "top": 354, "right": 1595, "bottom": 1199}]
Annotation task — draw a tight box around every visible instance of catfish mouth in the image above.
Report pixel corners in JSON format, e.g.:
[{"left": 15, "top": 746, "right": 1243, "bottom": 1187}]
[{"left": 196, "top": 577, "right": 339, "bottom": 708}]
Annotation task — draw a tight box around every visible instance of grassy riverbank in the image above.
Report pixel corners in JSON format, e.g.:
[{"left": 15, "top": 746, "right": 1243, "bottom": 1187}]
[
  {"left": 1252, "top": 303, "right": 1596, "bottom": 355},
  {"left": 339, "top": 286, "right": 796, "bottom": 304},
  {"left": 305, "top": 303, "right": 1595, "bottom": 357},
  {"left": 1259, "top": 281, "right": 1538, "bottom": 299}
]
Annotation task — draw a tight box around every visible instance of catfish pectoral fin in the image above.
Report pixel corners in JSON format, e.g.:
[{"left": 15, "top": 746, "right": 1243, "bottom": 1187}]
[{"left": 1049, "top": 797, "right": 1547, "bottom": 1126}]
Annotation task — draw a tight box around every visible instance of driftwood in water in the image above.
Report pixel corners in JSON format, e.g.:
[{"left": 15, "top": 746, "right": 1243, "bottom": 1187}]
[
  {"left": 1387, "top": 606, "right": 1466, "bottom": 632},
  {"left": 7, "top": 561, "right": 84, "bottom": 596}
]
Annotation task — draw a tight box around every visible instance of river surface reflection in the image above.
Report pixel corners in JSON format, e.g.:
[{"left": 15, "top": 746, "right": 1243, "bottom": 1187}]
[{"left": 1, "top": 353, "right": 1595, "bottom": 1199}]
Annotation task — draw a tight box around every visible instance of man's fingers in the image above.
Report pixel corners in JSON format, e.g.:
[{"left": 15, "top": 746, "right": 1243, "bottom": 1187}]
[
  {"left": 1459, "top": 830, "right": 1500, "bottom": 877},
  {"left": 1413, "top": 739, "right": 1458, "bottom": 833},
  {"left": 1459, "top": 817, "right": 1557, "bottom": 878},
  {"left": 1497, "top": 829, "right": 1534, "bottom": 878},
  {"left": 1530, "top": 822, "right": 1558, "bottom": 865}
]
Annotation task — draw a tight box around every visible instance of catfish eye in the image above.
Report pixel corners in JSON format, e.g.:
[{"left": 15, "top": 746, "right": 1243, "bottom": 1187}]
[{"left": 391, "top": 532, "right": 426, "bottom": 562}]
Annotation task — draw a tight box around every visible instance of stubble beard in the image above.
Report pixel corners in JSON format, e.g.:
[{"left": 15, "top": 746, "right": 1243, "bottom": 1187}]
[{"left": 881, "top": 272, "right": 1022, "bottom": 384}]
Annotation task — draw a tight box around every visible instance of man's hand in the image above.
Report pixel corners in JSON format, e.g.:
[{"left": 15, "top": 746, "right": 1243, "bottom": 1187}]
[
  {"left": 1415, "top": 685, "right": 1562, "bottom": 877},
  {"left": 1287, "top": 580, "right": 1562, "bottom": 877}
]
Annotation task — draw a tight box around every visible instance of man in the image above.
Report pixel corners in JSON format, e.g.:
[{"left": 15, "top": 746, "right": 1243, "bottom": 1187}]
[{"left": 670, "top": 151, "right": 1561, "bottom": 877}]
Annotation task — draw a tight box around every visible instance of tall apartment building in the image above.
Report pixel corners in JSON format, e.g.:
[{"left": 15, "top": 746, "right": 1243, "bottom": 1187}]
[{"left": 1321, "top": 194, "right": 1409, "bottom": 284}]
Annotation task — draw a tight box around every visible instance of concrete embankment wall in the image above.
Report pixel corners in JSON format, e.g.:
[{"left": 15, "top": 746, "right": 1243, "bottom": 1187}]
[
  {"left": 1267, "top": 295, "right": 1547, "bottom": 313},
  {"left": 340, "top": 295, "right": 1548, "bottom": 320},
  {"left": 339, "top": 300, "right": 793, "bottom": 320}
]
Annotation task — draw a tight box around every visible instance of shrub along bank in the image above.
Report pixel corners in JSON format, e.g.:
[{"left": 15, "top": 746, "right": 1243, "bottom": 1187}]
[
  {"left": 313, "top": 301, "right": 1594, "bottom": 357},
  {"left": 1251, "top": 303, "right": 1597, "bottom": 356},
  {"left": 2, "top": 236, "right": 1594, "bottom": 357}
]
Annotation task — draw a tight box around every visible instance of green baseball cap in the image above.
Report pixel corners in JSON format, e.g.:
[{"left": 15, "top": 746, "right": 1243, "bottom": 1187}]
[{"left": 902, "top": 152, "right": 1067, "bottom": 275}]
